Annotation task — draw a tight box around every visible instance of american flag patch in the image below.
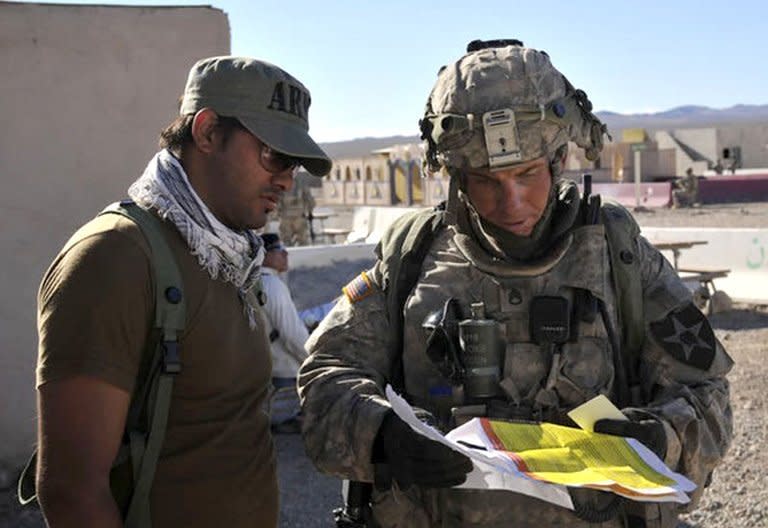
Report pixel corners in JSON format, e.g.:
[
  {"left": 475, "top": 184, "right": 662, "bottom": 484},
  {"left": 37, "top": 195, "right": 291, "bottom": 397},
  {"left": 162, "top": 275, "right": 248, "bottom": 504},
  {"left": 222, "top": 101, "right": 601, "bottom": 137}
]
[{"left": 342, "top": 271, "right": 375, "bottom": 303}]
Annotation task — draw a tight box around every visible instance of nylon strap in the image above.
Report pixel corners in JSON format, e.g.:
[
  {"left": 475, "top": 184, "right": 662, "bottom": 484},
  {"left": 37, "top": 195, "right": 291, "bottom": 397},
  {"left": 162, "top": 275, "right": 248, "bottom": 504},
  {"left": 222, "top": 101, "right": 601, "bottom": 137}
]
[
  {"left": 102, "top": 203, "right": 187, "bottom": 336},
  {"left": 376, "top": 206, "right": 445, "bottom": 391},
  {"left": 124, "top": 374, "right": 175, "bottom": 528},
  {"left": 102, "top": 202, "right": 186, "bottom": 528},
  {"left": 600, "top": 200, "right": 645, "bottom": 402}
]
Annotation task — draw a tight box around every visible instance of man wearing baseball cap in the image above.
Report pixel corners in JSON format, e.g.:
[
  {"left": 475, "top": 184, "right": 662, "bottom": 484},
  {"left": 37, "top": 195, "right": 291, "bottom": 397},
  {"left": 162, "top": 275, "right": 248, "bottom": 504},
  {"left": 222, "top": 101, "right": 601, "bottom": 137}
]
[{"left": 33, "top": 56, "right": 330, "bottom": 527}]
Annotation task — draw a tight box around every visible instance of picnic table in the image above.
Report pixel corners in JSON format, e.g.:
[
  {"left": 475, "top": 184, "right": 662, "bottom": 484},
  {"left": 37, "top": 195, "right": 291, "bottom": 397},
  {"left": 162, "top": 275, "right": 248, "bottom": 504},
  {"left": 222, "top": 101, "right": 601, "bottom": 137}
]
[
  {"left": 319, "top": 227, "right": 352, "bottom": 244},
  {"left": 650, "top": 239, "right": 731, "bottom": 313},
  {"left": 650, "top": 240, "right": 709, "bottom": 270},
  {"left": 309, "top": 209, "right": 349, "bottom": 244}
]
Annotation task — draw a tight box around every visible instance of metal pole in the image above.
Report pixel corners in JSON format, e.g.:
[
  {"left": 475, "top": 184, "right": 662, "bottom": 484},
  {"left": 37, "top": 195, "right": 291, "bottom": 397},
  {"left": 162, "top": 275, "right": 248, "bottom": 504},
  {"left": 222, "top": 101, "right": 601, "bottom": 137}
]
[{"left": 634, "top": 149, "right": 642, "bottom": 208}]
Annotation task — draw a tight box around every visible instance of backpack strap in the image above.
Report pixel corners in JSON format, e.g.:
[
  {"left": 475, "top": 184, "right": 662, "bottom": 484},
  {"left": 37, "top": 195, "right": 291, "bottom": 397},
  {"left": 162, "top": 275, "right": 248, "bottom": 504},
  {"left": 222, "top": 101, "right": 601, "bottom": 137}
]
[
  {"left": 376, "top": 205, "right": 445, "bottom": 391},
  {"left": 17, "top": 201, "right": 186, "bottom": 522},
  {"left": 600, "top": 200, "right": 645, "bottom": 403},
  {"left": 101, "top": 201, "right": 186, "bottom": 528}
]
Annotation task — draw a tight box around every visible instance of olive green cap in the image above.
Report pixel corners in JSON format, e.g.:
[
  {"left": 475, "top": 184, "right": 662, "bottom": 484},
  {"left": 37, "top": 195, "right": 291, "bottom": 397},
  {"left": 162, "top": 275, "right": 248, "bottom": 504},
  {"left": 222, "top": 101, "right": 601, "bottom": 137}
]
[{"left": 180, "top": 56, "right": 331, "bottom": 177}]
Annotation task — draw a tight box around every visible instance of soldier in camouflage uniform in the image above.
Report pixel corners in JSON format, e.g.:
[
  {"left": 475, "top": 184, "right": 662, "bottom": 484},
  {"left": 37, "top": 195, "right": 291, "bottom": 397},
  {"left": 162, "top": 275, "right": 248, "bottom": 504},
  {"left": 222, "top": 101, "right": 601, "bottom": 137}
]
[
  {"left": 671, "top": 168, "right": 699, "bottom": 208},
  {"left": 277, "top": 180, "right": 316, "bottom": 246},
  {"left": 298, "top": 40, "right": 733, "bottom": 528}
]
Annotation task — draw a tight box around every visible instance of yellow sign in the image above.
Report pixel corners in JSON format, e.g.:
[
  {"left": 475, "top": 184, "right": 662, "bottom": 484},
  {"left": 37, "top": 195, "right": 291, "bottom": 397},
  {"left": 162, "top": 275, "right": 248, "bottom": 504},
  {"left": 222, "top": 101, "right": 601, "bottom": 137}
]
[{"left": 622, "top": 128, "right": 647, "bottom": 144}]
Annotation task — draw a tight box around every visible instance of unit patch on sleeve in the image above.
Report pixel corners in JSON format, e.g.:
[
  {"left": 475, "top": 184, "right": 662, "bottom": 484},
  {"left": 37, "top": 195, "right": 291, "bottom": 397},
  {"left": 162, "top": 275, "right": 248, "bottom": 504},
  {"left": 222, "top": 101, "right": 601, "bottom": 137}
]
[
  {"left": 342, "top": 271, "right": 376, "bottom": 303},
  {"left": 649, "top": 302, "right": 716, "bottom": 370}
]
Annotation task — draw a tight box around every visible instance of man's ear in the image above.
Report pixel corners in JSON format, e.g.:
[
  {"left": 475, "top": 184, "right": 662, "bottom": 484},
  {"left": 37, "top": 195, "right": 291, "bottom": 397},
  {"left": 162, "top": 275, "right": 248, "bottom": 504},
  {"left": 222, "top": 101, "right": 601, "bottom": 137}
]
[{"left": 190, "top": 108, "right": 219, "bottom": 154}]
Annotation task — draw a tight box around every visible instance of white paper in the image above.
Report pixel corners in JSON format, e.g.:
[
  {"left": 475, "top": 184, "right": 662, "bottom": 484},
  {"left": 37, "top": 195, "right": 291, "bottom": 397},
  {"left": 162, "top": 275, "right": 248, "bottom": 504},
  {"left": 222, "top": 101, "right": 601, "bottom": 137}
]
[
  {"left": 627, "top": 439, "right": 696, "bottom": 495},
  {"left": 568, "top": 395, "right": 696, "bottom": 500},
  {"left": 385, "top": 385, "right": 574, "bottom": 510},
  {"left": 385, "top": 386, "right": 695, "bottom": 507}
]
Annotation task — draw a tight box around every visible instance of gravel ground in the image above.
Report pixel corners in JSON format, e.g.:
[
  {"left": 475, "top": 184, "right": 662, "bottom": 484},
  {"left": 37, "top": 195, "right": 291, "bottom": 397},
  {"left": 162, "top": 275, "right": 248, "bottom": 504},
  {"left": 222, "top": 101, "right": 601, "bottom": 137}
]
[
  {"left": 2, "top": 202, "right": 766, "bottom": 528},
  {"left": 633, "top": 201, "right": 768, "bottom": 229},
  {"left": 678, "top": 307, "right": 768, "bottom": 528}
]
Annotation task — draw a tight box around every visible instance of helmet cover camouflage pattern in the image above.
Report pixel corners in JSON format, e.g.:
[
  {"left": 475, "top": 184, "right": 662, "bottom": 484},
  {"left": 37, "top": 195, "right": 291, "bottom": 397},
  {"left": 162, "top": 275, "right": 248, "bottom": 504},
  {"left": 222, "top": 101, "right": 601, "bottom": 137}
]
[{"left": 420, "top": 43, "right": 609, "bottom": 172}]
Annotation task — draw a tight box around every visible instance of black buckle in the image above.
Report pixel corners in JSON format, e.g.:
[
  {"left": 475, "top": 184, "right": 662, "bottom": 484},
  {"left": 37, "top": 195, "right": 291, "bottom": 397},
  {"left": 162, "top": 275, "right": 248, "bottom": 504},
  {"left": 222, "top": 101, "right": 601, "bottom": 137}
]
[
  {"left": 487, "top": 400, "right": 534, "bottom": 421},
  {"left": 162, "top": 341, "right": 181, "bottom": 374},
  {"left": 423, "top": 298, "right": 465, "bottom": 384}
]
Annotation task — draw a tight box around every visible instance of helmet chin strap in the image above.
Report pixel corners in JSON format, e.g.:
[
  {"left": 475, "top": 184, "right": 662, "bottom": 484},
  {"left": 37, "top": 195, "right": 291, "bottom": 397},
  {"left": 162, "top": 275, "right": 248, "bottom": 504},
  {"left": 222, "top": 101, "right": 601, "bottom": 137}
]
[
  {"left": 448, "top": 147, "right": 577, "bottom": 262},
  {"left": 462, "top": 185, "right": 559, "bottom": 262},
  {"left": 444, "top": 167, "right": 464, "bottom": 227}
]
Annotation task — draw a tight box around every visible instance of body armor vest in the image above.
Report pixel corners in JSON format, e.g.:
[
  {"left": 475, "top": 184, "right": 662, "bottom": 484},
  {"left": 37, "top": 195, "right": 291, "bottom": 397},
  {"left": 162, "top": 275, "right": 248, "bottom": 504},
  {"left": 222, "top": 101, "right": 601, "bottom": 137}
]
[{"left": 401, "top": 222, "right": 619, "bottom": 430}]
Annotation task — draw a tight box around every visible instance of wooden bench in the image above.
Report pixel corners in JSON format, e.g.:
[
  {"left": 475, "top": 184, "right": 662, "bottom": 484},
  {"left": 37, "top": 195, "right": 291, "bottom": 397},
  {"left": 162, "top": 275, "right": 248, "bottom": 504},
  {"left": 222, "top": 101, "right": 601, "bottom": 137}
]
[
  {"left": 677, "top": 267, "right": 730, "bottom": 285},
  {"left": 651, "top": 240, "right": 709, "bottom": 270},
  {"left": 319, "top": 227, "right": 352, "bottom": 244}
]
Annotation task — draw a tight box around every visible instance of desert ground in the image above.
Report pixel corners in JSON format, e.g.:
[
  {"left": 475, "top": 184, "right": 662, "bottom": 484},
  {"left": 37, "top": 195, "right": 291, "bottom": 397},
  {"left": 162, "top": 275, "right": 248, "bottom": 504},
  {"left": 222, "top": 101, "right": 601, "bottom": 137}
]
[{"left": 2, "top": 202, "right": 766, "bottom": 528}]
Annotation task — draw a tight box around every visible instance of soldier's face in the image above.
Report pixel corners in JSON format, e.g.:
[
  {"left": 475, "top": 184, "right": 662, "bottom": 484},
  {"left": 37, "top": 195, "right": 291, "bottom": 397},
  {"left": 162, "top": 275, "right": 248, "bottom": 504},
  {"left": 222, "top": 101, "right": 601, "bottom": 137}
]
[{"left": 464, "top": 157, "right": 552, "bottom": 237}]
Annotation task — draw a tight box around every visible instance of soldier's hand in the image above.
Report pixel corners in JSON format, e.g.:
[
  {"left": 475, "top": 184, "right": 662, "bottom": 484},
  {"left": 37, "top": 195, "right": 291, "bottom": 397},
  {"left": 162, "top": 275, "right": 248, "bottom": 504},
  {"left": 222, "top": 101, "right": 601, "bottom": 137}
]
[
  {"left": 372, "top": 411, "right": 472, "bottom": 490},
  {"left": 594, "top": 414, "right": 667, "bottom": 460}
]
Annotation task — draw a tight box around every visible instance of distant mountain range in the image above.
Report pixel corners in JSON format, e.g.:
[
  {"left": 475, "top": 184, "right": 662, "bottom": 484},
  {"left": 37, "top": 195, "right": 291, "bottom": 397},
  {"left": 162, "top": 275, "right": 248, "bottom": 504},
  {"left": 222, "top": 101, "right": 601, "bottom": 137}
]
[
  {"left": 595, "top": 104, "right": 768, "bottom": 132},
  {"left": 318, "top": 135, "right": 421, "bottom": 160},
  {"left": 319, "top": 104, "right": 768, "bottom": 159}
]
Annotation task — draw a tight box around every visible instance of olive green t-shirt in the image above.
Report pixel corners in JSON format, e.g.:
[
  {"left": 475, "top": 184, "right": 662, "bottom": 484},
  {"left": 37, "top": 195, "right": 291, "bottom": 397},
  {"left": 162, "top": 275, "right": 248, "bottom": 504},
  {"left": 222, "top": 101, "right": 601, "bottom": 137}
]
[{"left": 37, "top": 212, "right": 277, "bottom": 528}]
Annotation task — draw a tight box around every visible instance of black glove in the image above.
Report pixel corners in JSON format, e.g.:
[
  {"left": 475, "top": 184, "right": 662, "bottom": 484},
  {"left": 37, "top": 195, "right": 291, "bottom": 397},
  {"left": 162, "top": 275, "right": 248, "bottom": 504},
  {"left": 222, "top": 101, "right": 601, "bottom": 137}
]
[
  {"left": 371, "top": 411, "right": 472, "bottom": 490},
  {"left": 594, "top": 415, "right": 667, "bottom": 460}
]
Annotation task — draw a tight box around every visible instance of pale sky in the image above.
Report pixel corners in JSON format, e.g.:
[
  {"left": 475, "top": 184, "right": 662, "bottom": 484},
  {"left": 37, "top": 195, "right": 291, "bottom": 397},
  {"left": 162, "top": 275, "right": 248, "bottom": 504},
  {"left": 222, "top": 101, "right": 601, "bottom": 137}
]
[{"left": 15, "top": 0, "right": 768, "bottom": 142}]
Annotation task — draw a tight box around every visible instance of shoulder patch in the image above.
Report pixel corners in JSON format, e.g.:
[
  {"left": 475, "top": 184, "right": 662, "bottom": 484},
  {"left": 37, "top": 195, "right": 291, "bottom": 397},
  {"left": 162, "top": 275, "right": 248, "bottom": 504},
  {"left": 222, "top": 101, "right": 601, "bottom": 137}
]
[
  {"left": 650, "top": 303, "right": 716, "bottom": 370},
  {"left": 342, "top": 271, "right": 376, "bottom": 303}
]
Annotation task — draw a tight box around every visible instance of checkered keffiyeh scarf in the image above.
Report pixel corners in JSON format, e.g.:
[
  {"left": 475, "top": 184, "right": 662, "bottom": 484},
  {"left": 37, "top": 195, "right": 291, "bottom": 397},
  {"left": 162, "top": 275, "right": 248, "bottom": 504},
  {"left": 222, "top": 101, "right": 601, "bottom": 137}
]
[{"left": 128, "top": 149, "right": 264, "bottom": 328}]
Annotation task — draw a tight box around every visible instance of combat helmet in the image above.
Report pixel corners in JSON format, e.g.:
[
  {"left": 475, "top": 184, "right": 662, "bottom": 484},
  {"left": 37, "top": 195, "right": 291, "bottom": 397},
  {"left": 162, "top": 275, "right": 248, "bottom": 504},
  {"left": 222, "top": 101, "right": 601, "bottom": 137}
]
[{"left": 419, "top": 39, "right": 609, "bottom": 177}]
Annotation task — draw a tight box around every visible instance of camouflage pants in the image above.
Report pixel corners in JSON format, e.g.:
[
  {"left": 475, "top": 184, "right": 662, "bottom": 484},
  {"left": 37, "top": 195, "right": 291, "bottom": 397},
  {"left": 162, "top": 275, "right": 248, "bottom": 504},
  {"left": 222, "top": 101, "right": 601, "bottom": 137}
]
[
  {"left": 672, "top": 189, "right": 695, "bottom": 208},
  {"left": 369, "top": 486, "right": 680, "bottom": 527},
  {"left": 280, "top": 215, "right": 311, "bottom": 246}
]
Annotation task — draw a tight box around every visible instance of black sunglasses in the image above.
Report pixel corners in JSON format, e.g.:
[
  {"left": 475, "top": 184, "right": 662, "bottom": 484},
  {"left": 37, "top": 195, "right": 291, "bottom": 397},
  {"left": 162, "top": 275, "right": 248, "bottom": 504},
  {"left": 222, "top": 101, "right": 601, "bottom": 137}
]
[{"left": 257, "top": 139, "right": 301, "bottom": 175}]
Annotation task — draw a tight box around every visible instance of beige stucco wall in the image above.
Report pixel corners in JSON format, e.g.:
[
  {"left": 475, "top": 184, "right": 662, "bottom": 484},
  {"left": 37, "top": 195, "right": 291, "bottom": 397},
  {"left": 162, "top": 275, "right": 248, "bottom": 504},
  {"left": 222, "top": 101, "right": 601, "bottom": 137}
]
[
  {"left": 0, "top": 2, "right": 229, "bottom": 466},
  {"left": 718, "top": 123, "right": 768, "bottom": 169}
]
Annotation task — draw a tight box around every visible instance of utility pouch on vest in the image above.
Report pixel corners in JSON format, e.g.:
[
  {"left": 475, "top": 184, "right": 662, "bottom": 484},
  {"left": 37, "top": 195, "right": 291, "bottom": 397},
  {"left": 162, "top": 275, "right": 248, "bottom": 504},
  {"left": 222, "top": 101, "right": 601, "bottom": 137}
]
[
  {"left": 530, "top": 296, "right": 571, "bottom": 345},
  {"left": 529, "top": 296, "right": 570, "bottom": 391},
  {"left": 423, "top": 298, "right": 465, "bottom": 385},
  {"left": 458, "top": 302, "right": 503, "bottom": 401}
]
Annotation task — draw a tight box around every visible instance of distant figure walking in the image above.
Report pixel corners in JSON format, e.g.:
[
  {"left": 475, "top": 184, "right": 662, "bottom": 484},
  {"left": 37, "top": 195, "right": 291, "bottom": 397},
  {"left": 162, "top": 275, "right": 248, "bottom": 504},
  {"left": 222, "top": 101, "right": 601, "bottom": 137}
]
[
  {"left": 672, "top": 167, "right": 699, "bottom": 208},
  {"left": 277, "top": 181, "right": 316, "bottom": 246}
]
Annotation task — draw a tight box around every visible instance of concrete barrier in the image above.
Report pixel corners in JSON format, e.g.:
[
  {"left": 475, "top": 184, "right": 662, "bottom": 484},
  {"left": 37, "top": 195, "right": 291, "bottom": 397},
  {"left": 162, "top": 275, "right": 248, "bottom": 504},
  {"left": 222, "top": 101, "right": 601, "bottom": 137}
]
[
  {"left": 344, "top": 206, "right": 420, "bottom": 244},
  {"left": 291, "top": 228, "right": 768, "bottom": 306},
  {"left": 288, "top": 242, "right": 376, "bottom": 269},
  {"left": 342, "top": 184, "right": 677, "bottom": 246},
  {"left": 698, "top": 175, "right": 768, "bottom": 204},
  {"left": 641, "top": 227, "right": 768, "bottom": 303},
  {"left": 590, "top": 182, "right": 672, "bottom": 208}
]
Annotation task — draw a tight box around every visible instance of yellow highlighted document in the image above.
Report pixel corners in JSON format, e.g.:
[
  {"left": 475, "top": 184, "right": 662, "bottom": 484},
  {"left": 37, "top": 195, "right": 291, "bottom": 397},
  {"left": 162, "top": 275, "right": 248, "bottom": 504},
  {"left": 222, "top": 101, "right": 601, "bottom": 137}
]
[
  {"left": 385, "top": 386, "right": 696, "bottom": 509},
  {"left": 482, "top": 419, "right": 675, "bottom": 492}
]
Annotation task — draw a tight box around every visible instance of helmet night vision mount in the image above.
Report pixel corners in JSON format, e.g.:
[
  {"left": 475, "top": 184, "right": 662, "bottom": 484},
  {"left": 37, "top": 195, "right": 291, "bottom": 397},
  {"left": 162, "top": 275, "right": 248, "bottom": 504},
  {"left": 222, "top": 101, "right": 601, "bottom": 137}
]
[{"left": 420, "top": 39, "right": 609, "bottom": 174}]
